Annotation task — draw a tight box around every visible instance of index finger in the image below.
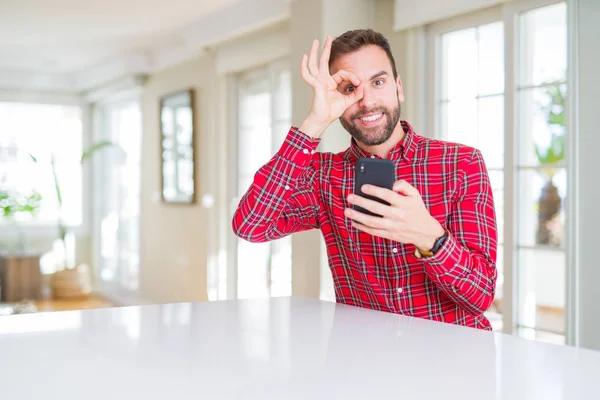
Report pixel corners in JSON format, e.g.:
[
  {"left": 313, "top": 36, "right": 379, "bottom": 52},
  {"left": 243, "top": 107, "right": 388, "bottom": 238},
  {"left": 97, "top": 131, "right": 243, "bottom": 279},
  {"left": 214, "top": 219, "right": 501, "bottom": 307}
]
[
  {"left": 319, "top": 35, "right": 333, "bottom": 72},
  {"left": 393, "top": 180, "right": 420, "bottom": 197}
]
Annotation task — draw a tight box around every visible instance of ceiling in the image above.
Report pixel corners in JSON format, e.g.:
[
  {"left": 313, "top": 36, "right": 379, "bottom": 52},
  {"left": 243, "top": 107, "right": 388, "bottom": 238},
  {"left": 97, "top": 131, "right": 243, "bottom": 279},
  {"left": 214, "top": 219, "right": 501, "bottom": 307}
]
[{"left": 0, "top": 0, "right": 289, "bottom": 92}]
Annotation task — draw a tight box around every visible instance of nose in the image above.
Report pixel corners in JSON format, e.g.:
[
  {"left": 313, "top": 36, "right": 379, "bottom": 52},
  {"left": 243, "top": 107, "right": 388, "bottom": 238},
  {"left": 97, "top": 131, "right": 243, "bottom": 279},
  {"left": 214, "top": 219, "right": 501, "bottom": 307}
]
[{"left": 358, "top": 84, "right": 376, "bottom": 110}]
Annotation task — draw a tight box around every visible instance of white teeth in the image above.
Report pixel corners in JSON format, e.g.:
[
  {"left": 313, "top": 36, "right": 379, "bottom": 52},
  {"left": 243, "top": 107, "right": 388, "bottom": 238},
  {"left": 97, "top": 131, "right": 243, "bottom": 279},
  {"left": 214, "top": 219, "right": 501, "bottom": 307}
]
[{"left": 361, "top": 113, "right": 382, "bottom": 122}]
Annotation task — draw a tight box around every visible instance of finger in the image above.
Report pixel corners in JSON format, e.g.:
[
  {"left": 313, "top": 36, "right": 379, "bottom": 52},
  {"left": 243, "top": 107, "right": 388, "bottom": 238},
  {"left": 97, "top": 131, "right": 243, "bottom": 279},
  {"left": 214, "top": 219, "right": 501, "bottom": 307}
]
[
  {"left": 360, "top": 185, "right": 402, "bottom": 207},
  {"left": 331, "top": 69, "right": 361, "bottom": 86},
  {"left": 300, "top": 54, "right": 317, "bottom": 86},
  {"left": 351, "top": 221, "right": 391, "bottom": 240},
  {"left": 319, "top": 35, "right": 333, "bottom": 72},
  {"left": 308, "top": 39, "right": 319, "bottom": 76},
  {"left": 347, "top": 193, "right": 393, "bottom": 218},
  {"left": 346, "top": 82, "right": 365, "bottom": 106},
  {"left": 393, "top": 180, "right": 420, "bottom": 197},
  {"left": 344, "top": 207, "right": 389, "bottom": 230}
]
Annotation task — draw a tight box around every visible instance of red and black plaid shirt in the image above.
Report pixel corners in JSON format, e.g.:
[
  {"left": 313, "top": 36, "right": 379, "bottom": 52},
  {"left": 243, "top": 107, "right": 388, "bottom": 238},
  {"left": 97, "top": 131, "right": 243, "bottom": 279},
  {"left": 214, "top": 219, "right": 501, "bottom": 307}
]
[{"left": 233, "top": 120, "right": 497, "bottom": 330}]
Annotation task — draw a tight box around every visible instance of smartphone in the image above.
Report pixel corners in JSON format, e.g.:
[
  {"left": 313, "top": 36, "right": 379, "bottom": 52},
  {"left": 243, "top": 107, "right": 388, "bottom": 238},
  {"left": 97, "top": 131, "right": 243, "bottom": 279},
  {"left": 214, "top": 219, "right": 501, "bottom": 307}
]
[{"left": 353, "top": 158, "right": 395, "bottom": 218}]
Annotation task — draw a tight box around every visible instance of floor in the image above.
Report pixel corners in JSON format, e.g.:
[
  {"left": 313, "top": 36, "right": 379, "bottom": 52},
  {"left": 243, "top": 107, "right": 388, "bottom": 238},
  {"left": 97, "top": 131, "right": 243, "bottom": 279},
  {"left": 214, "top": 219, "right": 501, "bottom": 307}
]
[{"left": 33, "top": 294, "right": 115, "bottom": 312}]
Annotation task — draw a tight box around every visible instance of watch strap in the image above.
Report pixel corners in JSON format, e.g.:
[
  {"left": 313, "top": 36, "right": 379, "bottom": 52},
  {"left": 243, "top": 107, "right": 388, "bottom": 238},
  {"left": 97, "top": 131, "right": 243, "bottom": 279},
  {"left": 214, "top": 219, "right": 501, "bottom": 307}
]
[{"left": 414, "top": 230, "right": 448, "bottom": 259}]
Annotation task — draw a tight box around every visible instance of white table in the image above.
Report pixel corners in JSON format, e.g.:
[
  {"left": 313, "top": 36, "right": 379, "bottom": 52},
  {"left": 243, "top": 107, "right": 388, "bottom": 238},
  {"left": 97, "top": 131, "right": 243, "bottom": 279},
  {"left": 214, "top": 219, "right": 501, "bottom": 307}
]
[{"left": 1, "top": 297, "right": 599, "bottom": 399}]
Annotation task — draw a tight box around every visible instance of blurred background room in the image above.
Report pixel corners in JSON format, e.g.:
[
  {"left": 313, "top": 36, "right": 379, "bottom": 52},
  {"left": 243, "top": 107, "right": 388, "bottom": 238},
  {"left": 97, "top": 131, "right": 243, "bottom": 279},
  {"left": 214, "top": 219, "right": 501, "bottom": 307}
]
[{"left": 0, "top": 0, "right": 598, "bottom": 351}]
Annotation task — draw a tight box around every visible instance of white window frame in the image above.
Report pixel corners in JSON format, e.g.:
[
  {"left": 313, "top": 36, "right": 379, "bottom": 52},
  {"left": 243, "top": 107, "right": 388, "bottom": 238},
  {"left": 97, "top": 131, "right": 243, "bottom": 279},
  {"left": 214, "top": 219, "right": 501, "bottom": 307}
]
[
  {"left": 226, "top": 58, "right": 292, "bottom": 300},
  {"left": 426, "top": 0, "right": 569, "bottom": 339}
]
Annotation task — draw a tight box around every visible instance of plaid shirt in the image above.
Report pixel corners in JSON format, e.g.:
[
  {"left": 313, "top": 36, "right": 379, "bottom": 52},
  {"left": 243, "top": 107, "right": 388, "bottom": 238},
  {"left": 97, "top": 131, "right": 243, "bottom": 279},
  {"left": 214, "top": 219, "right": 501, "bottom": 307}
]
[{"left": 232, "top": 120, "right": 497, "bottom": 330}]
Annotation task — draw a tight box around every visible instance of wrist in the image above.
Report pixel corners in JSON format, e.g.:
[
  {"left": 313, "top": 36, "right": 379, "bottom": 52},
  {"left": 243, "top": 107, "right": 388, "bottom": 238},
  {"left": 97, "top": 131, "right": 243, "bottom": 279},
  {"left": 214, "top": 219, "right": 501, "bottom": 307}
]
[
  {"left": 416, "top": 219, "right": 446, "bottom": 251},
  {"left": 299, "top": 115, "right": 329, "bottom": 139}
]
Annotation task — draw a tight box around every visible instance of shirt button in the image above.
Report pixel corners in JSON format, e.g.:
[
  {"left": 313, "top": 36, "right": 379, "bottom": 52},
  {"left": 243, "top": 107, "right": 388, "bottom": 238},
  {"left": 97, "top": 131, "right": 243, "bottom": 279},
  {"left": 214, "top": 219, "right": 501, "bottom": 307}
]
[
  {"left": 392, "top": 248, "right": 398, "bottom": 254},
  {"left": 311, "top": 150, "right": 315, "bottom": 155},
  {"left": 303, "top": 149, "right": 309, "bottom": 154},
  {"left": 397, "top": 288, "right": 403, "bottom": 294},
  {"left": 370, "top": 155, "right": 376, "bottom": 159},
  {"left": 284, "top": 185, "right": 290, "bottom": 190}
]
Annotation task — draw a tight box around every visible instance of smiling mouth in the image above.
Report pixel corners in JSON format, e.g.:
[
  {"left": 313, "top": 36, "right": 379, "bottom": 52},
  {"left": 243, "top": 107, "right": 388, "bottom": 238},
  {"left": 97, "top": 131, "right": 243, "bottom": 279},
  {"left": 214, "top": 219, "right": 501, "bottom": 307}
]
[
  {"left": 359, "top": 113, "right": 383, "bottom": 122},
  {"left": 357, "top": 113, "right": 384, "bottom": 126}
]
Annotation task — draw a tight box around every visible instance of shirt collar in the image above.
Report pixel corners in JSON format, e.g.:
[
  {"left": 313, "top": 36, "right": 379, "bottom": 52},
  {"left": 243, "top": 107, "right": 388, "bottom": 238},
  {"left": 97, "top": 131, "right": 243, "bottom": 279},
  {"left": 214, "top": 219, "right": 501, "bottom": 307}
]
[{"left": 344, "top": 120, "right": 419, "bottom": 163}]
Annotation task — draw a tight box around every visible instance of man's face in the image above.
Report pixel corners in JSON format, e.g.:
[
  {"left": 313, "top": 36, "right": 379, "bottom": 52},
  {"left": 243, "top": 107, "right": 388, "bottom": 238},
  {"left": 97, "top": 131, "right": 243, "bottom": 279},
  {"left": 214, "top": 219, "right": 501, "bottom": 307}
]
[{"left": 331, "top": 45, "right": 404, "bottom": 146}]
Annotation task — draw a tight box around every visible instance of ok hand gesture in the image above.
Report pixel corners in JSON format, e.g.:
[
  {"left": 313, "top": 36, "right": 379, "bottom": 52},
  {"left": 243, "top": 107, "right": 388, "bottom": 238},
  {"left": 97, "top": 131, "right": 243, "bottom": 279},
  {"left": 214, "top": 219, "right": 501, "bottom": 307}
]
[{"left": 299, "top": 36, "right": 364, "bottom": 138}]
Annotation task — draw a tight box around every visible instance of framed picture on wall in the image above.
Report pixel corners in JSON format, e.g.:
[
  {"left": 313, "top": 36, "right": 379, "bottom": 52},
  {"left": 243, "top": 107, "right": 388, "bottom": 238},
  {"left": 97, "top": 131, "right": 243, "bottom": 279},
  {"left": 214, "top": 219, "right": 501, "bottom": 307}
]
[{"left": 159, "top": 89, "right": 196, "bottom": 204}]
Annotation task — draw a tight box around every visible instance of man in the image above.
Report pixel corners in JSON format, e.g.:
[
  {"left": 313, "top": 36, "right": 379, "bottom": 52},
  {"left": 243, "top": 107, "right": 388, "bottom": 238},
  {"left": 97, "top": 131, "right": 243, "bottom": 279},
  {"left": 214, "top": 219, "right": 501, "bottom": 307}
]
[{"left": 232, "top": 29, "right": 497, "bottom": 330}]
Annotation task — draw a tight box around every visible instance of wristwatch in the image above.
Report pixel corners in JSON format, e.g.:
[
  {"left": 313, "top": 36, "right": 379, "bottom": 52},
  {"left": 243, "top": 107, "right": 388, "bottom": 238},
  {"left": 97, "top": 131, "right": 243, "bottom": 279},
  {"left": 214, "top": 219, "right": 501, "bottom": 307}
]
[{"left": 415, "top": 230, "right": 448, "bottom": 258}]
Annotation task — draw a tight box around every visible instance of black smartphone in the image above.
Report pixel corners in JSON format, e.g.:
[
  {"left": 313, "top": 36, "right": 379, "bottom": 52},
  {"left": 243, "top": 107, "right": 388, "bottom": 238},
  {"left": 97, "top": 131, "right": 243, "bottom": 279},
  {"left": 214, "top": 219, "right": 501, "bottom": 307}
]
[{"left": 353, "top": 158, "right": 395, "bottom": 218}]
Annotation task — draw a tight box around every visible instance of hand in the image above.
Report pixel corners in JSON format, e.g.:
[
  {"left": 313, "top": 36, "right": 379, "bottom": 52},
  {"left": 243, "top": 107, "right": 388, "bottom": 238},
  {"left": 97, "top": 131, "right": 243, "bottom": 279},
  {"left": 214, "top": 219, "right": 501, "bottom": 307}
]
[
  {"left": 344, "top": 180, "right": 446, "bottom": 250},
  {"left": 299, "top": 36, "right": 364, "bottom": 138}
]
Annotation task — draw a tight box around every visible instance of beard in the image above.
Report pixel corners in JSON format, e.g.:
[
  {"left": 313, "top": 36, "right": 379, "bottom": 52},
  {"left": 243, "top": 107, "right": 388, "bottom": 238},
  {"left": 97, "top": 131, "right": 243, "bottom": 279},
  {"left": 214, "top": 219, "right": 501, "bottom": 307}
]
[{"left": 340, "top": 102, "right": 401, "bottom": 146}]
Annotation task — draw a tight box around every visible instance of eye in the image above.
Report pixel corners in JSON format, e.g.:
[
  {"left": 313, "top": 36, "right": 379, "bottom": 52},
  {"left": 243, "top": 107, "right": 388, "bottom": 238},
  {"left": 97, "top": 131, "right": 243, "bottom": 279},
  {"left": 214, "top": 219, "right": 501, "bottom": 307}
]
[
  {"left": 374, "top": 79, "right": 384, "bottom": 86},
  {"left": 344, "top": 85, "right": 356, "bottom": 93}
]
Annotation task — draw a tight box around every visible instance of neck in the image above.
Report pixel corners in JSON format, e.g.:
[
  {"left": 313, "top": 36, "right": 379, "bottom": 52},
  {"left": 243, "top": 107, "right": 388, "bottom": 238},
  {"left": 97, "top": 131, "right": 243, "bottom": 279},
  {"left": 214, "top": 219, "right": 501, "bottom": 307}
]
[{"left": 357, "top": 121, "right": 406, "bottom": 159}]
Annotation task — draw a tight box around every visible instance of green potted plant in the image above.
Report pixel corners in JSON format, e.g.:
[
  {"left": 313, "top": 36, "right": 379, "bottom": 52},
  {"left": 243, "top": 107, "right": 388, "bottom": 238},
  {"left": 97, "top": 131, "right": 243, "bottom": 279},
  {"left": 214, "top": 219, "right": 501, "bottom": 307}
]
[
  {"left": 534, "top": 85, "right": 565, "bottom": 246},
  {"left": 30, "top": 141, "right": 118, "bottom": 298},
  {"left": 0, "top": 189, "right": 42, "bottom": 254}
]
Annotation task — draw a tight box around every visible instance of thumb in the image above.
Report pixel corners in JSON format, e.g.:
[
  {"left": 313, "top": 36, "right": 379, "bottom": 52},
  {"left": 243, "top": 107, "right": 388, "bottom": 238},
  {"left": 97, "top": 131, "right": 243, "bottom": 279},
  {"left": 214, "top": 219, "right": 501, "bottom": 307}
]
[{"left": 393, "top": 180, "right": 420, "bottom": 197}]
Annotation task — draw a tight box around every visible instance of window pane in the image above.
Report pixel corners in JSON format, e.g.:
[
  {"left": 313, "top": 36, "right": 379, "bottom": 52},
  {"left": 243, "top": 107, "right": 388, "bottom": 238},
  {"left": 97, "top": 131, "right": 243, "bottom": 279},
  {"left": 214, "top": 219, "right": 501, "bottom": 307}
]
[
  {"left": 442, "top": 28, "right": 478, "bottom": 100},
  {"left": 239, "top": 82, "right": 271, "bottom": 128},
  {"left": 235, "top": 65, "right": 293, "bottom": 300},
  {"left": 238, "top": 174, "right": 254, "bottom": 197},
  {"left": 239, "top": 126, "right": 273, "bottom": 177},
  {"left": 273, "top": 68, "right": 292, "bottom": 122},
  {"left": 517, "top": 248, "right": 565, "bottom": 333},
  {"left": 518, "top": 85, "right": 566, "bottom": 167},
  {"left": 517, "top": 169, "right": 566, "bottom": 248},
  {"left": 273, "top": 122, "right": 292, "bottom": 154},
  {"left": 496, "top": 244, "right": 504, "bottom": 302},
  {"left": 98, "top": 102, "right": 141, "bottom": 291},
  {"left": 478, "top": 22, "right": 504, "bottom": 96},
  {"left": 54, "top": 163, "right": 83, "bottom": 226},
  {"left": 237, "top": 240, "right": 270, "bottom": 299},
  {"left": 441, "top": 99, "right": 478, "bottom": 148},
  {"left": 270, "top": 236, "right": 292, "bottom": 297},
  {"left": 488, "top": 170, "right": 504, "bottom": 243},
  {"left": 518, "top": 327, "right": 565, "bottom": 345},
  {"left": 477, "top": 95, "right": 504, "bottom": 169},
  {"left": 0, "top": 102, "right": 82, "bottom": 225},
  {"left": 519, "top": 3, "right": 567, "bottom": 86}
]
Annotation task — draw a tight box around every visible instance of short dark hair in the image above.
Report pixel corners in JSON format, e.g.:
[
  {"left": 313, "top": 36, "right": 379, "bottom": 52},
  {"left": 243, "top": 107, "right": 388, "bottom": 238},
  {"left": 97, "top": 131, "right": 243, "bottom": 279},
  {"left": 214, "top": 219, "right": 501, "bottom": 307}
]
[{"left": 329, "top": 29, "right": 398, "bottom": 79}]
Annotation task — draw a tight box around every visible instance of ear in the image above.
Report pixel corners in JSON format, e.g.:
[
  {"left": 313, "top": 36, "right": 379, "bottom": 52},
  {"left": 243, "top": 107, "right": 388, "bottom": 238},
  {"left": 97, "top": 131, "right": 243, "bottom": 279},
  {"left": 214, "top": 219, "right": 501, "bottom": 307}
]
[{"left": 396, "top": 75, "right": 405, "bottom": 103}]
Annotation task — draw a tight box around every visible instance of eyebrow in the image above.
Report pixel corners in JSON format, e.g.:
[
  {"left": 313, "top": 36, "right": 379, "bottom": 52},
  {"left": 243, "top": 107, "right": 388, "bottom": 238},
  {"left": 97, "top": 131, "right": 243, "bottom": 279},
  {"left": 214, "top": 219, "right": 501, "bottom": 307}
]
[{"left": 370, "top": 71, "right": 388, "bottom": 80}]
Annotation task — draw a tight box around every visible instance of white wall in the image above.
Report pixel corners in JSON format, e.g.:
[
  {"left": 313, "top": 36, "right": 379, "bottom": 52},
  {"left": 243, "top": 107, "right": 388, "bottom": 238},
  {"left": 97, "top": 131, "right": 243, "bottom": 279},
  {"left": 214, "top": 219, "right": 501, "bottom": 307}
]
[{"left": 570, "top": 0, "right": 600, "bottom": 350}]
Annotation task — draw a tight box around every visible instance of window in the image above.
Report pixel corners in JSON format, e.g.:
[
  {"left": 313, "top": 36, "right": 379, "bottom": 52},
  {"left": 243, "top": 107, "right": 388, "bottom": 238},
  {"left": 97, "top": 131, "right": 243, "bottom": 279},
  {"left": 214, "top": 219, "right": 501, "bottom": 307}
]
[
  {"left": 95, "top": 101, "right": 141, "bottom": 291},
  {"left": 515, "top": 2, "right": 567, "bottom": 344},
  {"left": 429, "top": 0, "right": 567, "bottom": 344},
  {"left": 432, "top": 14, "right": 506, "bottom": 331},
  {"left": 0, "top": 102, "right": 83, "bottom": 226},
  {"left": 229, "top": 60, "right": 292, "bottom": 300}
]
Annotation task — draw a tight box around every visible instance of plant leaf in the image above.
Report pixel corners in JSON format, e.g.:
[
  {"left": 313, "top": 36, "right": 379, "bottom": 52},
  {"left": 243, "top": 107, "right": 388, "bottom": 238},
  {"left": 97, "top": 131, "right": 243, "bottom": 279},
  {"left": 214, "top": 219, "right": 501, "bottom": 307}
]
[
  {"left": 51, "top": 154, "right": 63, "bottom": 207},
  {"left": 81, "top": 141, "right": 116, "bottom": 163}
]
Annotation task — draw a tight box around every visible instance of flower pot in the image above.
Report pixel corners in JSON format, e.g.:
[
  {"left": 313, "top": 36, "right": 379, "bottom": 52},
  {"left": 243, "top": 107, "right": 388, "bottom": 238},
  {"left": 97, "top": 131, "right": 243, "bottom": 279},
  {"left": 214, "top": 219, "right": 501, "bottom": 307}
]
[
  {"left": 536, "top": 177, "right": 562, "bottom": 246},
  {"left": 50, "top": 264, "right": 92, "bottom": 299}
]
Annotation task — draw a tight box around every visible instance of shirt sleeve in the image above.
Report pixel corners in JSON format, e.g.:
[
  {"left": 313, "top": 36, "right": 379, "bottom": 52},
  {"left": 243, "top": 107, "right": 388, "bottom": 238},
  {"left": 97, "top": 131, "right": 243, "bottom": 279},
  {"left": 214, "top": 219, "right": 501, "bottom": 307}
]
[
  {"left": 232, "top": 127, "right": 322, "bottom": 243},
  {"left": 421, "top": 149, "right": 498, "bottom": 316}
]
